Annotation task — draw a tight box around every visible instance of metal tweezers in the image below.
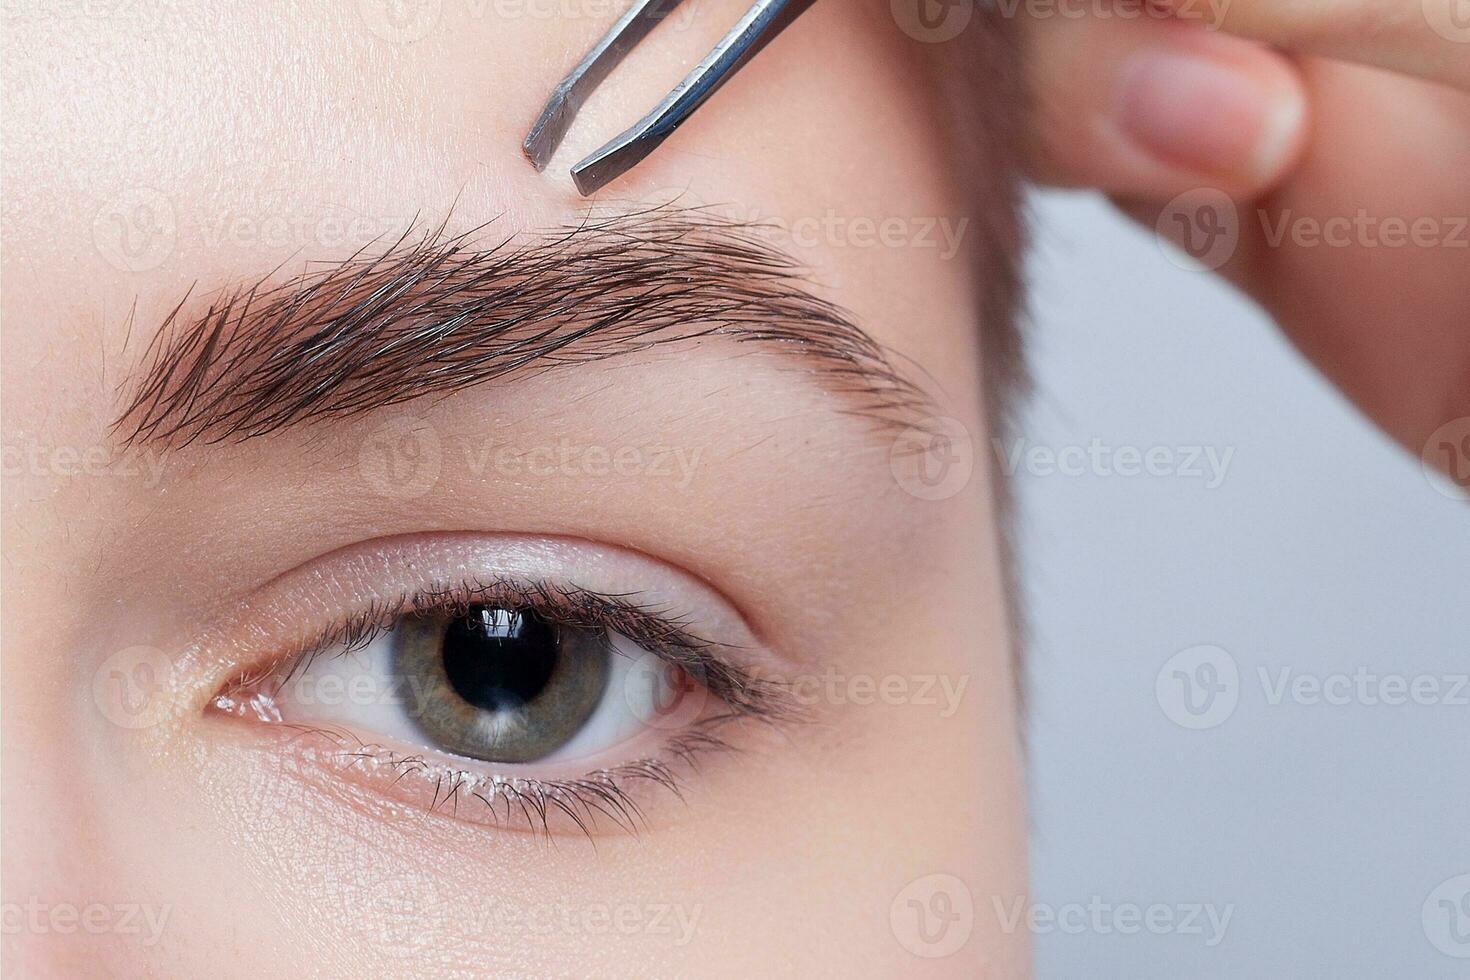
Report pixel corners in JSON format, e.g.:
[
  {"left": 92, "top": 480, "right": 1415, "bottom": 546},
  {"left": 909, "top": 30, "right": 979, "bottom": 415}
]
[{"left": 523, "top": 0, "right": 818, "bottom": 195}]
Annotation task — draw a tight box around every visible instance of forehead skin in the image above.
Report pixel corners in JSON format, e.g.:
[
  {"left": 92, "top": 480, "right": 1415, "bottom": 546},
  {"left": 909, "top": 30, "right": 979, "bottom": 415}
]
[{"left": 3, "top": 2, "right": 1025, "bottom": 978}]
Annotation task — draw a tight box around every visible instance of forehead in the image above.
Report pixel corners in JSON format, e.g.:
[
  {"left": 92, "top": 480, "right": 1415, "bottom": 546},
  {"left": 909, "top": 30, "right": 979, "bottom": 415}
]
[{"left": 3, "top": 1, "right": 986, "bottom": 433}]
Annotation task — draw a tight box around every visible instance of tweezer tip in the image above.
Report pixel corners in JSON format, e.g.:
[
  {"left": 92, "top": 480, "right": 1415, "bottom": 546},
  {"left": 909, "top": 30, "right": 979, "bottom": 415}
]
[
  {"left": 522, "top": 92, "right": 572, "bottom": 172},
  {"left": 572, "top": 124, "right": 673, "bottom": 196},
  {"left": 570, "top": 141, "right": 631, "bottom": 196}
]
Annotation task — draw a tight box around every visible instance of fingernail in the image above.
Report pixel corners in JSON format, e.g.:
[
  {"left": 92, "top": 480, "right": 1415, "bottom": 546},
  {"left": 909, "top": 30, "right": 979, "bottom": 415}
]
[{"left": 1115, "top": 45, "right": 1304, "bottom": 183}]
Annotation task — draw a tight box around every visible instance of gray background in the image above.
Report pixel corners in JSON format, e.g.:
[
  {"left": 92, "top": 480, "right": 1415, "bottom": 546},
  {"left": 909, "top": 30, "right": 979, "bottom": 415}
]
[{"left": 1018, "top": 190, "right": 1470, "bottom": 978}]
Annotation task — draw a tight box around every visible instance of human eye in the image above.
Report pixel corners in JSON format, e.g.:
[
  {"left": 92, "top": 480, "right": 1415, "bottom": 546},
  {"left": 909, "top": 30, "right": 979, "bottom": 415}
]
[{"left": 204, "top": 533, "right": 796, "bottom": 838}]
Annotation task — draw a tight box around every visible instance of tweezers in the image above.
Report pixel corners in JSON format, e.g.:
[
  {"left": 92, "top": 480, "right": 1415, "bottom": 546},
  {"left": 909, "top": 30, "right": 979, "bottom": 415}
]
[{"left": 523, "top": 0, "right": 818, "bottom": 196}]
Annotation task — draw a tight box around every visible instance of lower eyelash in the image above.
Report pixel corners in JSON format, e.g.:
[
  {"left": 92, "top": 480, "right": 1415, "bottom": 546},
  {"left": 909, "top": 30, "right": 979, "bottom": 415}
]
[{"left": 261, "top": 719, "right": 739, "bottom": 840}]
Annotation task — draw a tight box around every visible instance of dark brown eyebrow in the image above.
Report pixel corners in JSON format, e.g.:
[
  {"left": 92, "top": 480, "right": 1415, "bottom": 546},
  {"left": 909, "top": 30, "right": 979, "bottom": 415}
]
[{"left": 113, "top": 207, "right": 929, "bottom": 450}]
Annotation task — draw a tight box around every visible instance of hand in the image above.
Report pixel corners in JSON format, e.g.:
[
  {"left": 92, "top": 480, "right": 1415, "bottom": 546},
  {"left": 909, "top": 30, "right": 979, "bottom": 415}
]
[{"left": 1021, "top": 0, "right": 1470, "bottom": 460}]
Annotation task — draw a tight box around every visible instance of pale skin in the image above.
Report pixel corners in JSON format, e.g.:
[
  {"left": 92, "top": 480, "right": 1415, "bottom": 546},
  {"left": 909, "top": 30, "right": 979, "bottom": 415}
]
[{"left": 1, "top": 2, "right": 1464, "bottom": 980}]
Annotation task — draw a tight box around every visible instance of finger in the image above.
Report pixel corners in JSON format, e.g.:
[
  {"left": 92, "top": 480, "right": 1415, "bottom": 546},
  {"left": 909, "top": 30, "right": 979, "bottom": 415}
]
[
  {"left": 1153, "top": 0, "right": 1470, "bottom": 89},
  {"left": 1024, "top": 14, "right": 1309, "bottom": 199}
]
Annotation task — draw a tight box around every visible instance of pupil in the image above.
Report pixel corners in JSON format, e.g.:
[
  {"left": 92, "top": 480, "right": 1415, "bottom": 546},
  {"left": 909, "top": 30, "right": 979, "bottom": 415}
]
[{"left": 440, "top": 606, "right": 558, "bottom": 713}]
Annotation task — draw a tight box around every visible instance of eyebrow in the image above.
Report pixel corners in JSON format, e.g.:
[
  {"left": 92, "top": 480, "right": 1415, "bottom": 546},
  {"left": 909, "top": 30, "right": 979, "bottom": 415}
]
[{"left": 113, "top": 207, "right": 928, "bottom": 450}]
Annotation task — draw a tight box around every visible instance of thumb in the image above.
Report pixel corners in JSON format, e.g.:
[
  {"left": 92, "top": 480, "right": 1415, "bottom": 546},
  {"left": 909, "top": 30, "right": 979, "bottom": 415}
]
[{"left": 1023, "top": 12, "right": 1309, "bottom": 200}]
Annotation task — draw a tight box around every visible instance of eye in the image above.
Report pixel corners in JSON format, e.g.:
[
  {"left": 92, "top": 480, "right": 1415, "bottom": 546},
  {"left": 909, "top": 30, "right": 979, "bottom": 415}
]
[
  {"left": 205, "top": 543, "right": 798, "bottom": 837},
  {"left": 262, "top": 604, "right": 673, "bottom": 766}
]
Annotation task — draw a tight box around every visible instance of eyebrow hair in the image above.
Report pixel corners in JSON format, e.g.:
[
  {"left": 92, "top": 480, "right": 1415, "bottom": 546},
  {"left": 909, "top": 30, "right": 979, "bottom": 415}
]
[{"left": 113, "top": 207, "right": 930, "bottom": 450}]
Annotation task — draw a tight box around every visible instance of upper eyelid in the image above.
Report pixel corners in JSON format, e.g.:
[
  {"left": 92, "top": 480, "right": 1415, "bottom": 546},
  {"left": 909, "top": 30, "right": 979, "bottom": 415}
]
[{"left": 189, "top": 531, "right": 798, "bottom": 718}]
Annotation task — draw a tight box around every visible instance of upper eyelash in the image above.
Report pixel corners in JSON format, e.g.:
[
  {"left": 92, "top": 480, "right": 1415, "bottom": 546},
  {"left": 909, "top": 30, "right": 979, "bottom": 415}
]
[{"left": 218, "top": 574, "right": 795, "bottom": 721}]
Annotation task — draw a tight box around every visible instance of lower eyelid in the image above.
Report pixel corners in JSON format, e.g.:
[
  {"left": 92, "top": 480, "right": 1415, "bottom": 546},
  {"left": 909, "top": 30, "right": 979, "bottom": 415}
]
[{"left": 216, "top": 710, "right": 744, "bottom": 838}]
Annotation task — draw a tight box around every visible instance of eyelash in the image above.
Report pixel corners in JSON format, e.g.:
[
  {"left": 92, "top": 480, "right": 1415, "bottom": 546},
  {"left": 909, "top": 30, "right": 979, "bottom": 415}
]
[{"left": 210, "top": 575, "right": 795, "bottom": 838}]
